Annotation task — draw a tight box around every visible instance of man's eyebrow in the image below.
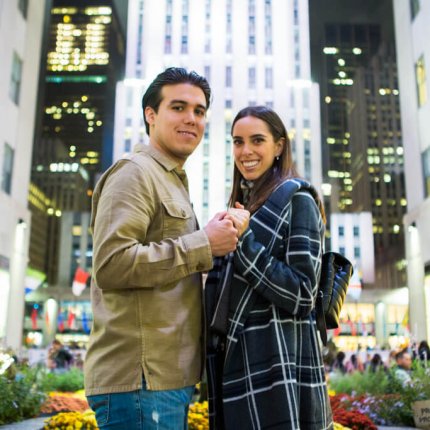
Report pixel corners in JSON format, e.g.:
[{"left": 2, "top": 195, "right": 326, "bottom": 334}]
[{"left": 169, "top": 99, "right": 207, "bottom": 111}]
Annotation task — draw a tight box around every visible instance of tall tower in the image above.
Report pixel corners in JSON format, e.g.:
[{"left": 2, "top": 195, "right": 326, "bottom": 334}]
[
  {"left": 310, "top": 0, "right": 407, "bottom": 290},
  {"left": 319, "top": 23, "right": 382, "bottom": 212},
  {"left": 23, "top": 0, "right": 125, "bottom": 346},
  {"left": 0, "top": 0, "right": 46, "bottom": 349},
  {"left": 348, "top": 43, "right": 406, "bottom": 289},
  {"left": 29, "top": 0, "right": 125, "bottom": 287},
  {"left": 41, "top": 0, "right": 125, "bottom": 179},
  {"left": 394, "top": 0, "right": 430, "bottom": 341},
  {"left": 114, "top": 0, "right": 322, "bottom": 223}
]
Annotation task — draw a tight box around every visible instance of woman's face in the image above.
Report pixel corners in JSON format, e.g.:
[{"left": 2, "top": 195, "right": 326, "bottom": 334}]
[{"left": 232, "top": 116, "right": 283, "bottom": 181}]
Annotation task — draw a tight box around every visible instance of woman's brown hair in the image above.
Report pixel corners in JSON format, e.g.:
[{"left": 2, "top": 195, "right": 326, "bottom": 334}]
[{"left": 228, "top": 105, "right": 326, "bottom": 223}]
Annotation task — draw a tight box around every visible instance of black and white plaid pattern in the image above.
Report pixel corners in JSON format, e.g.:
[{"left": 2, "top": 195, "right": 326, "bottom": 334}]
[{"left": 206, "top": 179, "right": 333, "bottom": 430}]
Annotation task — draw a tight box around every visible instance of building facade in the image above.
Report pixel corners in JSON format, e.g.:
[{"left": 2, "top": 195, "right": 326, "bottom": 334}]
[
  {"left": 0, "top": 0, "right": 46, "bottom": 349},
  {"left": 348, "top": 43, "right": 407, "bottom": 290},
  {"left": 23, "top": 0, "right": 125, "bottom": 346},
  {"left": 41, "top": 0, "right": 125, "bottom": 179},
  {"left": 394, "top": 0, "right": 430, "bottom": 342},
  {"left": 114, "top": 0, "right": 322, "bottom": 224}
]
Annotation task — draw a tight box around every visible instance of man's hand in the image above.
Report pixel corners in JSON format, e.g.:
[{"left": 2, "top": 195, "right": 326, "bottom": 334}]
[
  {"left": 225, "top": 203, "right": 250, "bottom": 238},
  {"left": 204, "top": 212, "right": 238, "bottom": 256}
]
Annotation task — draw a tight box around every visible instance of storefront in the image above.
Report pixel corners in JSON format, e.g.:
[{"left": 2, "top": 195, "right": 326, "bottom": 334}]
[{"left": 329, "top": 287, "right": 410, "bottom": 351}]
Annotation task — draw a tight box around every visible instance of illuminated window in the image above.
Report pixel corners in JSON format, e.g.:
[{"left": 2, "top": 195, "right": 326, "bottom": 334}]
[
  {"left": 415, "top": 55, "right": 427, "bottom": 107},
  {"left": 46, "top": 75, "right": 107, "bottom": 83},
  {"left": 9, "top": 52, "right": 22, "bottom": 104}
]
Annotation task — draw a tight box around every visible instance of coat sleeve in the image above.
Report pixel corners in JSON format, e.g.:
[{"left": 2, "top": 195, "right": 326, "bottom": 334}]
[
  {"left": 92, "top": 160, "right": 213, "bottom": 290},
  {"left": 234, "top": 191, "right": 323, "bottom": 317}
]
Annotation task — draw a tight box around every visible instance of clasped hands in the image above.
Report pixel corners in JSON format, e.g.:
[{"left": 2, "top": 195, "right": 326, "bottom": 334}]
[{"left": 204, "top": 203, "right": 250, "bottom": 257}]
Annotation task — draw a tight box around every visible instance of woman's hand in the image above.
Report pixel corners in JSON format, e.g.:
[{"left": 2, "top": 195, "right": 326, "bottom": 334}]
[{"left": 225, "top": 202, "right": 250, "bottom": 238}]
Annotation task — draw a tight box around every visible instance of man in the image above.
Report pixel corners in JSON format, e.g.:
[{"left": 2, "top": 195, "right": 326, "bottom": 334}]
[
  {"left": 394, "top": 349, "right": 413, "bottom": 387},
  {"left": 84, "top": 67, "right": 248, "bottom": 429},
  {"left": 47, "top": 339, "right": 73, "bottom": 373}
]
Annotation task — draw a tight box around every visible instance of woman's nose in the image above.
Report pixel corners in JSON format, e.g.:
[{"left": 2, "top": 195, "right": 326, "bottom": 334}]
[{"left": 242, "top": 143, "right": 253, "bottom": 155}]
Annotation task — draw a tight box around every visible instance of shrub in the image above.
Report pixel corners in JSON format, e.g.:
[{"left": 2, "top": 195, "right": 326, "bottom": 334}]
[
  {"left": 38, "top": 368, "right": 84, "bottom": 393},
  {"left": 329, "top": 362, "right": 430, "bottom": 427},
  {"left": 0, "top": 365, "right": 46, "bottom": 425},
  {"left": 329, "top": 368, "right": 389, "bottom": 396}
]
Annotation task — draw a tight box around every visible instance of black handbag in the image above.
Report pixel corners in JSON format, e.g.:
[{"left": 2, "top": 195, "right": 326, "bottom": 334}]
[{"left": 316, "top": 251, "right": 354, "bottom": 346}]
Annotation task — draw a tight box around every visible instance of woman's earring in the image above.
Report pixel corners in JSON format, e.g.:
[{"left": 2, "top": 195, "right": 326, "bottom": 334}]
[{"left": 276, "top": 156, "right": 280, "bottom": 161}]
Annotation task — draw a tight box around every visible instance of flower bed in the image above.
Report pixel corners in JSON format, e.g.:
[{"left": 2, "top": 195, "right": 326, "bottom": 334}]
[
  {"left": 40, "top": 392, "right": 89, "bottom": 414},
  {"left": 43, "top": 410, "right": 98, "bottom": 429}
]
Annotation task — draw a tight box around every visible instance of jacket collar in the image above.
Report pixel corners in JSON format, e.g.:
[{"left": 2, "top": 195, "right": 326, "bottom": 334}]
[{"left": 133, "top": 143, "right": 181, "bottom": 173}]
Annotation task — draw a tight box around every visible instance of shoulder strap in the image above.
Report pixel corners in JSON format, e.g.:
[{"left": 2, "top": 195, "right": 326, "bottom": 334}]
[{"left": 265, "top": 178, "right": 320, "bottom": 208}]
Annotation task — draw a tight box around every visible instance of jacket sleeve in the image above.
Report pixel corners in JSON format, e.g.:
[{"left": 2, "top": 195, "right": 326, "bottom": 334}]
[
  {"left": 92, "top": 160, "right": 213, "bottom": 290},
  {"left": 234, "top": 191, "right": 323, "bottom": 317}
]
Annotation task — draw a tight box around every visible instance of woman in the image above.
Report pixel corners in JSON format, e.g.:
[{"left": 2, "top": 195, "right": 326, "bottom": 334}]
[{"left": 206, "top": 106, "right": 333, "bottom": 429}]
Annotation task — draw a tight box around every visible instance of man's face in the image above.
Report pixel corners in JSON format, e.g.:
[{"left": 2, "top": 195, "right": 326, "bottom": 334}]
[
  {"left": 145, "top": 83, "right": 207, "bottom": 166},
  {"left": 399, "top": 353, "right": 412, "bottom": 370}
]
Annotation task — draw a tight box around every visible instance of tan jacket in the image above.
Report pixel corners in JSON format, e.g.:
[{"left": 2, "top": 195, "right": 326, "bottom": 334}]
[{"left": 84, "top": 144, "right": 213, "bottom": 395}]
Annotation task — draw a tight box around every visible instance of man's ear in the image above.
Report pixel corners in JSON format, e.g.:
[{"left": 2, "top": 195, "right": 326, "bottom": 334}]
[{"left": 145, "top": 106, "right": 156, "bottom": 127}]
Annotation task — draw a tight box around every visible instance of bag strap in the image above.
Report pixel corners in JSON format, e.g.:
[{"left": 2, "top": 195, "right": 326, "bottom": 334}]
[
  {"left": 209, "top": 252, "right": 235, "bottom": 336},
  {"left": 268, "top": 179, "right": 330, "bottom": 346},
  {"left": 316, "top": 291, "right": 328, "bottom": 345}
]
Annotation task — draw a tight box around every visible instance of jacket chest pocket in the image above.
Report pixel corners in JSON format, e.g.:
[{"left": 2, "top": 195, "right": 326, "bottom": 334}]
[{"left": 161, "top": 200, "right": 193, "bottom": 239}]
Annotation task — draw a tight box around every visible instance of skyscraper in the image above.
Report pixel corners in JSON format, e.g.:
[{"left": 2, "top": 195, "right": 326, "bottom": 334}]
[
  {"left": 348, "top": 42, "right": 406, "bottom": 290},
  {"left": 394, "top": 0, "right": 430, "bottom": 341},
  {"left": 0, "top": 0, "right": 46, "bottom": 349},
  {"left": 24, "top": 0, "right": 125, "bottom": 345},
  {"left": 114, "top": 0, "right": 322, "bottom": 224},
  {"left": 310, "top": 0, "right": 407, "bottom": 291},
  {"left": 41, "top": 0, "right": 125, "bottom": 179}
]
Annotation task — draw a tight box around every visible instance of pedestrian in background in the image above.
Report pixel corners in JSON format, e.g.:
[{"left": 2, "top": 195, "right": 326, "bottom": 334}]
[
  {"left": 418, "top": 340, "right": 430, "bottom": 365},
  {"left": 84, "top": 67, "right": 248, "bottom": 430},
  {"left": 393, "top": 349, "right": 413, "bottom": 387},
  {"left": 47, "top": 339, "right": 72, "bottom": 373}
]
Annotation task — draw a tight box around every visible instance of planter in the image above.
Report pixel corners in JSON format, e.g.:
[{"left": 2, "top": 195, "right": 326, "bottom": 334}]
[{"left": 412, "top": 400, "right": 430, "bottom": 430}]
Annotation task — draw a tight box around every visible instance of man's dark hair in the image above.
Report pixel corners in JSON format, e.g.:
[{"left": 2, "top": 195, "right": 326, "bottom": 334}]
[
  {"left": 395, "top": 349, "right": 409, "bottom": 361},
  {"left": 141, "top": 67, "right": 211, "bottom": 134}
]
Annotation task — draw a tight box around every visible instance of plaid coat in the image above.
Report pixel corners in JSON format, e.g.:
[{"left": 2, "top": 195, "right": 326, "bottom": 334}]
[{"left": 206, "top": 179, "right": 333, "bottom": 430}]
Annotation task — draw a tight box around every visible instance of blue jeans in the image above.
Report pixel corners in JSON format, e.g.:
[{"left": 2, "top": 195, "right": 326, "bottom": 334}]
[{"left": 87, "top": 381, "right": 194, "bottom": 430}]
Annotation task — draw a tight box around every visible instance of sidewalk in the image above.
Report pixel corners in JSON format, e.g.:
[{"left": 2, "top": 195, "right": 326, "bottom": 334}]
[
  {"left": 0, "top": 417, "right": 46, "bottom": 430},
  {"left": 0, "top": 419, "right": 418, "bottom": 429}
]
